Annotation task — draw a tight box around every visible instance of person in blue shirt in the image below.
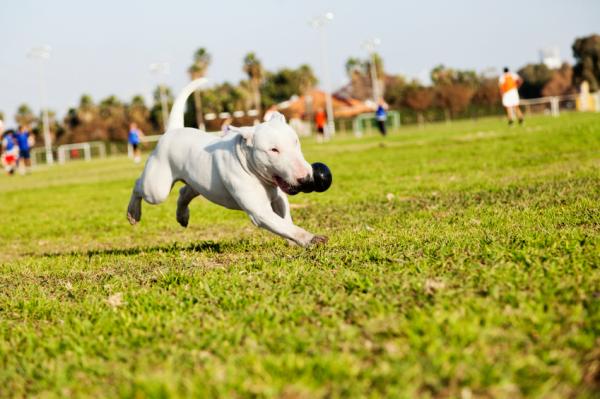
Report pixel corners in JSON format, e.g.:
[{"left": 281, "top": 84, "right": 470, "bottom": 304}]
[
  {"left": 15, "top": 125, "right": 34, "bottom": 173},
  {"left": 128, "top": 122, "right": 144, "bottom": 163},
  {"left": 375, "top": 102, "right": 388, "bottom": 136}
]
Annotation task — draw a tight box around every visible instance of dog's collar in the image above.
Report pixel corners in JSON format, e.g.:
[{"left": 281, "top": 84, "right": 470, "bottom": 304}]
[{"left": 234, "top": 135, "right": 273, "bottom": 187}]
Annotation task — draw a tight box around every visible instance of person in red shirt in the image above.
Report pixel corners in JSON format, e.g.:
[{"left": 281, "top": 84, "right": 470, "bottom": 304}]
[{"left": 314, "top": 108, "right": 326, "bottom": 142}]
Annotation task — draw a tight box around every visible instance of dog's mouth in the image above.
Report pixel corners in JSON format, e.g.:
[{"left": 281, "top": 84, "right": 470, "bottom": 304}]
[{"left": 274, "top": 176, "right": 300, "bottom": 195}]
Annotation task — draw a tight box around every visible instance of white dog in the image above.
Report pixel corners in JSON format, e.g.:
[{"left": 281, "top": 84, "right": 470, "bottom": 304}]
[{"left": 127, "top": 78, "right": 328, "bottom": 247}]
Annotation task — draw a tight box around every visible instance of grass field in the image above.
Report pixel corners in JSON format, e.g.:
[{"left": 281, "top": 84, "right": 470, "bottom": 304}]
[{"left": 1, "top": 113, "right": 599, "bottom": 398}]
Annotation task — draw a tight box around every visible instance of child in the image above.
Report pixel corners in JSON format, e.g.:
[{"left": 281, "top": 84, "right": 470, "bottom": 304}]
[
  {"left": 128, "top": 122, "right": 144, "bottom": 163},
  {"left": 15, "top": 125, "right": 35, "bottom": 174},
  {"left": 2, "top": 130, "right": 19, "bottom": 175},
  {"left": 314, "top": 108, "right": 326, "bottom": 143}
]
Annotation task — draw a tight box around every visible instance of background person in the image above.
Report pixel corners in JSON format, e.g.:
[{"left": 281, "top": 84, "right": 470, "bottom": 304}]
[
  {"left": 15, "top": 124, "right": 34, "bottom": 174},
  {"left": 128, "top": 122, "right": 144, "bottom": 163},
  {"left": 2, "top": 130, "right": 19, "bottom": 175},
  {"left": 499, "top": 67, "right": 524, "bottom": 125},
  {"left": 375, "top": 101, "right": 388, "bottom": 136},
  {"left": 314, "top": 108, "right": 326, "bottom": 143}
]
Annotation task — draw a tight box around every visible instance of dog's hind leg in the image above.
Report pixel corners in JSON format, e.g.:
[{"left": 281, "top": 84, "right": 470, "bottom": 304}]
[
  {"left": 140, "top": 156, "right": 174, "bottom": 205},
  {"left": 127, "top": 178, "right": 143, "bottom": 225},
  {"left": 176, "top": 184, "right": 199, "bottom": 227},
  {"left": 127, "top": 156, "right": 175, "bottom": 226}
]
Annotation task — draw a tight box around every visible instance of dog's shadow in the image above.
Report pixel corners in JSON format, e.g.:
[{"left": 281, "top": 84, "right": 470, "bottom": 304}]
[{"left": 37, "top": 240, "right": 229, "bottom": 259}]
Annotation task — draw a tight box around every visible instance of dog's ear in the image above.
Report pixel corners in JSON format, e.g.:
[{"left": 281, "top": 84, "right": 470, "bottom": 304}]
[
  {"left": 268, "top": 111, "right": 286, "bottom": 124},
  {"left": 228, "top": 125, "right": 255, "bottom": 145}
]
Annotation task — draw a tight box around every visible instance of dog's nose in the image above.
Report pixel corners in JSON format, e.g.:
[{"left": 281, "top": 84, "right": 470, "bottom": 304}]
[{"left": 297, "top": 174, "right": 311, "bottom": 186}]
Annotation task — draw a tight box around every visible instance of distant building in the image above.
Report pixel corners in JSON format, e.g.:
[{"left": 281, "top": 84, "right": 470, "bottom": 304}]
[
  {"left": 540, "top": 47, "right": 561, "bottom": 69},
  {"left": 276, "top": 89, "right": 373, "bottom": 120}
]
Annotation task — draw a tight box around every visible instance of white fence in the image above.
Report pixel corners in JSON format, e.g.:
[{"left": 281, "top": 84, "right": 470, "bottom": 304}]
[
  {"left": 519, "top": 92, "right": 600, "bottom": 117},
  {"left": 30, "top": 148, "right": 51, "bottom": 167},
  {"left": 57, "top": 141, "right": 106, "bottom": 164},
  {"left": 31, "top": 141, "right": 106, "bottom": 167}
]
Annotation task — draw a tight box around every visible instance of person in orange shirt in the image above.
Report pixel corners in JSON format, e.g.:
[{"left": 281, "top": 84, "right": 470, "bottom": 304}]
[
  {"left": 498, "top": 67, "right": 524, "bottom": 125},
  {"left": 314, "top": 108, "right": 327, "bottom": 142}
]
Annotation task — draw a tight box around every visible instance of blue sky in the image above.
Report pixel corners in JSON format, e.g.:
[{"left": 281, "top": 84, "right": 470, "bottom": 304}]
[{"left": 1, "top": 0, "right": 598, "bottom": 125}]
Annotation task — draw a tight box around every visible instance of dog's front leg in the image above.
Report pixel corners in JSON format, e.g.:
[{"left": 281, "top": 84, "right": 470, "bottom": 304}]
[
  {"left": 271, "top": 190, "right": 292, "bottom": 223},
  {"left": 272, "top": 191, "right": 309, "bottom": 246},
  {"left": 248, "top": 206, "right": 327, "bottom": 247},
  {"left": 222, "top": 173, "right": 327, "bottom": 246},
  {"left": 234, "top": 189, "right": 326, "bottom": 247}
]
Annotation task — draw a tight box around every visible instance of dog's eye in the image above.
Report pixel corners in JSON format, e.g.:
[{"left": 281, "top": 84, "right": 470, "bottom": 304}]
[{"left": 270, "top": 148, "right": 279, "bottom": 154}]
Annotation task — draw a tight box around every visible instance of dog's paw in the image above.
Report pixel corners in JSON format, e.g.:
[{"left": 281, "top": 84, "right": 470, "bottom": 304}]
[
  {"left": 127, "top": 212, "right": 139, "bottom": 225},
  {"left": 176, "top": 207, "right": 190, "bottom": 228},
  {"left": 309, "top": 235, "right": 329, "bottom": 245}
]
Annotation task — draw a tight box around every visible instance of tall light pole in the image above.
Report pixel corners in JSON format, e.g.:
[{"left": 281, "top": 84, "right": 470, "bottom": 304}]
[
  {"left": 363, "top": 38, "right": 382, "bottom": 103},
  {"left": 27, "top": 45, "right": 54, "bottom": 165},
  {"left": 149, "top": 62, "right": 170, "bottom": 132},
  {"left": 309, "top": 11, "right": 335, "bottom": 137}
]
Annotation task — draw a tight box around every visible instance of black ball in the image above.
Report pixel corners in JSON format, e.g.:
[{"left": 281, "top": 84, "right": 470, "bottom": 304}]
[{"left": 311, "top": 162, "right": 332, "bottom": 193}]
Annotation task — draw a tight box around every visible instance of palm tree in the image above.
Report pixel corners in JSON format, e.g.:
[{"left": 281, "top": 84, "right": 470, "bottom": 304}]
[
  {"left": 243, "top": 52, "right": 264, "bottom": 113},
  {"left": 15, "top": 104, "right": 35, "bottom": 126},
  {"left": 77, "top": 94, "right": 96, "bottom": 123},
  {"left": 371, "top": 53, "right": 386, "bottom": 100},
  {"left": 128, "top": 95, "right": 151, "bottom": 133},
  {"left": 188, "top": 47, "right": 211, "bottom": 129},
  {"left": 297, "top": 64, "right": 318, "bottom": 95},
  {"left": 344, "top": 57, "right": 370, "bottom": 100},
  {"left": 345, "top": 57, "right": 364, "bottom": 78}
]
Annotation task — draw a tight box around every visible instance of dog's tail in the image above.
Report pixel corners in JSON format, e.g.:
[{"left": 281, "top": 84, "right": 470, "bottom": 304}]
[{"left": 166, "top": 78, "right": 209, "bottom": 131}]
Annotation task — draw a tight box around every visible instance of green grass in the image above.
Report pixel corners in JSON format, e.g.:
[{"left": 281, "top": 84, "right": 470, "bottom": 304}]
[{"left": 1, "top": 113, "right": 599, "bottom": 398}]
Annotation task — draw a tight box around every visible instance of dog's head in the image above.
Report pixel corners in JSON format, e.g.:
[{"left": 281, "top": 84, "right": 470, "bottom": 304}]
[{"left": 231, "top": 112, "right": 312, "bottom": 195}]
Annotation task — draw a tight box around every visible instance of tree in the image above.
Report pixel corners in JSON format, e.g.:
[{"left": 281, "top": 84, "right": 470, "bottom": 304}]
[
  {"left": 243, "top": 52, "right": 264, "bottom": 113},
  {"left": 61, "top": 95, "right": 100, "bottom": 143},
  {"left": 188, "top": 47, "right": 211, "bottom": 129},
  {"left": 517, "top": 63, "right": 553, "bottom": 98},
  {"left": 15, "top": 104, "right": 35, "bottom": 126},
  {"left": 365, "top": 52, "right": 386, "bottom": 100},
  {"left": 261, "top": 65, "right": 318, "bottom": 107},
  {"left": 38, "top": 110, "right": 63, "bottom": 143},
  {"left": 150, "top": 86, "right": 174, "bottom": 132},
  {"left": 383, "top": 74, "right": 407, "bottom": 109},
  {"left": 297, "top": 64, "right": 318, "bottom": 95},
  {"left": 472, "top": 77, "right": 500, "bottom": 112},
  {"left": 128, "top": 95, "right": 152, "bottom": 133},
  {"left": 77, "top": 94, "right": 96, "bottom": 123},
  {"left": 345, "top": 57, "right": 364, "bottom": 77},
  {"left": 403, "top": 81, "right": 434, "bottom": 125},
  {"left": 98, "top": 96, "right": 128, "bottom": 141},
  {"left": 344, "top": 54, "right": 387, "bottom": 101},
  {"left": 344, "top": 57, "right": 371, "bottom": 101},
  {"left": 572, "top": 34, "right": 600, "bottom": 91},
  {"left": 542, "top": 63, "right": 575, "bottom": 97},
  {"left": 431, "top": 65, "right": 477, "bottom": 120},
  {"left": 431, "top": 64, "right": 479, "bottom": 87},
  {"left": 436, "top": 84, "right": 475, "bottom": 120},
  {"left": 237, "top": 80, "right": 255, "bottom": 111}
]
